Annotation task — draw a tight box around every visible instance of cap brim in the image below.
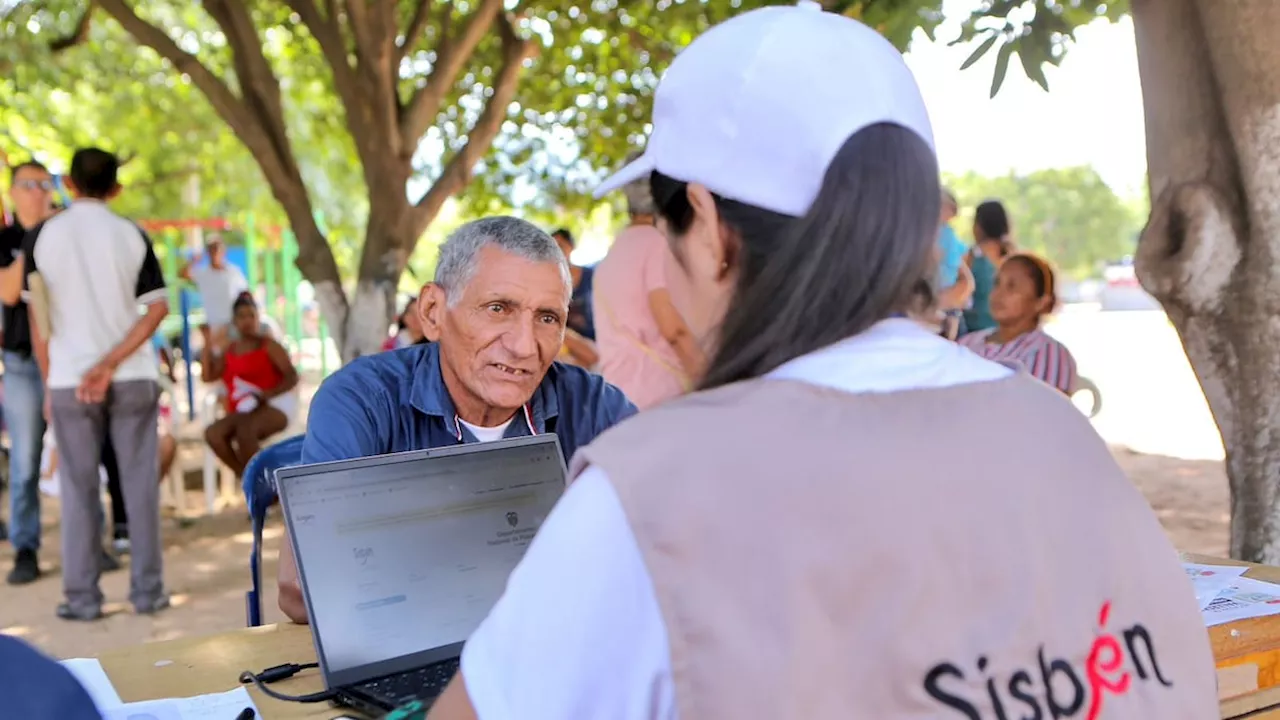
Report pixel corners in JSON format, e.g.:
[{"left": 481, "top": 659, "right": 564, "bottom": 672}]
[{"left": 593, "top": 153, "right": 656, "bottom": 199}]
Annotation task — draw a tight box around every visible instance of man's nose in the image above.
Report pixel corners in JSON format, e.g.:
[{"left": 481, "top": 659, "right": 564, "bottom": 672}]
[{"left": 503, "top": 316, "right": 539, "bottom": 358}]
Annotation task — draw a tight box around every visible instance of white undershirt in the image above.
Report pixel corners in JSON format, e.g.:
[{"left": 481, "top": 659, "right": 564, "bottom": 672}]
[
  {"left": 461, "top": 319, "right": 1013, "bottom": 720},
  {"left": 457, "top": 417, "right": 514, "bottom": 443}
]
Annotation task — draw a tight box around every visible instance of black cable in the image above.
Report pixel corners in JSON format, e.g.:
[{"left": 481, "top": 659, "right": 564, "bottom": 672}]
[{"left": 238, "top": 662, "right": 333, "bottom": 704}]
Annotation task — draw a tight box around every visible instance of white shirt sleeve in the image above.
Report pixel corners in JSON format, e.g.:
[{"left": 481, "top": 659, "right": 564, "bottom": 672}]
[
  {"left": 229, "top": 266, "right": 249, "bottom": 294},
  {"left": 461, "top": 467, "right": 678, "bottom": 720}
]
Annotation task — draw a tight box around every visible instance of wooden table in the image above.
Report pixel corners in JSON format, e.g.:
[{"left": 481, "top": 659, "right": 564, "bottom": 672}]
[
  {"left": 1187, "top": 553, "right": 1280, "bottom": 719},
  {"left": 92, "top": 555, "right": 1280, "bottom": 719},
  {"left": 96, "top": 623, "right": 335, "bottom": 719}
]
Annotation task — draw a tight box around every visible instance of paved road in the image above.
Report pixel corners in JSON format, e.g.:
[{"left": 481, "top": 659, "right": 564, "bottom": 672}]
[{"left": 1046, "top": 305, "right": 1224, "bottom": 461}]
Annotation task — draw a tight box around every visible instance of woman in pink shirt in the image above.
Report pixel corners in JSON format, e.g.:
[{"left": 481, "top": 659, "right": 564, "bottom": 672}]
[{"left": 592, "top": 171, "right": 703, "bottom": 409}]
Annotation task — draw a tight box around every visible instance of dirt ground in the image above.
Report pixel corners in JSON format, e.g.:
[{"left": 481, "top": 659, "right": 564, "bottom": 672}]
[{"left": 0, "top": 444, "right": 1229, "bottom": 660}]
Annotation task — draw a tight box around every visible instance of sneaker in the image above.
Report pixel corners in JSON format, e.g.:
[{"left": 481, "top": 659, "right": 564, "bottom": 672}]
[
  {"left": 135, "top": 594, "right": 171, "bottom": 615},
  {"left": 100, "top": 548, "right": 122, "bottom": 573},
  {"left": 56, "top": 602, "right": 103, "bottom": 622},
  {"left": 112, "top": 537, "right": 131, "bottom": 555},
  {"left": 7, "top": 548, "right": 40, "bottom": 585}
]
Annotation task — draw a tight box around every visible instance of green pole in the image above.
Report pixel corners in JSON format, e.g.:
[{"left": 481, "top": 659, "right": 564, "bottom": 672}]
[
  {"left": 244, "top": 212, "right": 259, "bottom": 291},
  {"left": 163, "top": 229, "right": 180, "bottom": 311},
  {"left": 282, "top": 230, "right": 302, "bottom": 355},
  {"left": 312, "top": 211, "right": 332, "bottom": 376},
  {"left": 263, "top": 240, "right": 278, "bottom": 327}
]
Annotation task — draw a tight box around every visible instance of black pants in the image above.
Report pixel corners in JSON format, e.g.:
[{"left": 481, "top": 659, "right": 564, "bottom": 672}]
[{"left": 102, "top": 433, "right": 127, "bottom": 538}]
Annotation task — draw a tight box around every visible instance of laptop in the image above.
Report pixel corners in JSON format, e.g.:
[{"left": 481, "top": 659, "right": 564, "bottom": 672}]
[{"left": 276, "top": 435, "right": 568, "bottom": 716}]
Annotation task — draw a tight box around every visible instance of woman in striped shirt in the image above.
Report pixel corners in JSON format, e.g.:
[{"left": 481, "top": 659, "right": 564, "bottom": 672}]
[{"left": 959, "top": 252, "right": 1078, "bottom": 394}]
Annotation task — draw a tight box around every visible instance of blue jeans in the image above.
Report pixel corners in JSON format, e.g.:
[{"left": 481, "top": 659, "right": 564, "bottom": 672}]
[{"left": 3, "top": 352, "right": 45, "bottom": 552}]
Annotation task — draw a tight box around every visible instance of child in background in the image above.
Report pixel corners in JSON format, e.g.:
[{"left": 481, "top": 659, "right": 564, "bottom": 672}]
[{"left": 960, "top": 252, "right": 1078, "bottom": 395}]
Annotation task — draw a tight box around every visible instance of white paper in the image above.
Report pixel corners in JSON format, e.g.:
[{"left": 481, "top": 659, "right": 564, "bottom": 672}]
[
  {"left": 103, "top": 687, "right": 259, "bottom": 720},
  {"left": 1202, "top": 576, "right": 1280, "bottom": 627},
  {"left": 1183, "top": 562, "right": 1249, "bottom": 610},
  {"left": 60, "top": 658, "right": 124, "bottom": 711}
]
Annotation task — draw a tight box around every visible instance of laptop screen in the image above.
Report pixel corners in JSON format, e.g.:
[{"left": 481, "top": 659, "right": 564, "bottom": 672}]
[{"left": 280, "top": 437, "right": 566, "bottom": 681}]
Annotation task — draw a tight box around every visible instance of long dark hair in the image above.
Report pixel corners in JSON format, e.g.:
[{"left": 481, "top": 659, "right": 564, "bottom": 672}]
[
  {"left": 974, "top": 200, "right": 1011, "bottom": 249},
  {"left": 652, "top": 123, "right": 940, "bottom": 390}
]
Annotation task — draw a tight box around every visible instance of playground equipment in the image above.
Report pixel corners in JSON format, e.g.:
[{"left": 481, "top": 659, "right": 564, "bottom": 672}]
[{"left": 140, "top": 216, "right": 313, "bottom": 421}]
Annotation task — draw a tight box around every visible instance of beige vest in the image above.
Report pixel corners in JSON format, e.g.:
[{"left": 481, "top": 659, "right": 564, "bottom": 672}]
[{"left": 571, "top": 374, "right": 1218, "bottom": 719}]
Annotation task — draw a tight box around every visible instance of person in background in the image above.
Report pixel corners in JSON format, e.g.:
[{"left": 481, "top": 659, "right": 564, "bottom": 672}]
[
  {"left": 0, "top": 160, "right": 54, "bottom": 583},
  {"left": 592, "top": 162, "right": 702, "bottom": 408},
  {"left": 960, "top": 252, "right": 1078, "bottom": 395},
  {"left": 551, "top": 228, "right": 598, "bottom": 368},
  {"left": 279, "top": 216, "right": 636, "bottom": 624},
  {"left": 383, "top": 296, "right": 430, "bottom": 351},
  {"left": 179, "top": 234, "right": 247, "bottom": 344},
  {"left": 961, "top": 198, "right": 1012, "bottom": 335},
  {"left": 26, "top": 147, "right": 170, "bottom": 621},
  {"left": 935, "top": 188, "right": 973, "bottom": 339},
  {"left": 426, "top": 4, "right": 1217, "bottom": 718},
  {"left": 202, "top": 292, "right": 298, "bottom": 477},
  {"left": 0, "top": 634, "right": 103, "bottom": 719}
]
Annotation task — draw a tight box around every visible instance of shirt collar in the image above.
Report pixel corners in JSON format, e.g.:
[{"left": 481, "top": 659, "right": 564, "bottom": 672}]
[
  {"left": 766, "top": 318, "right": 1012, "bottom": 395},
  {"left": 409, "top": 343, "right": 560, "bottom": 435}
]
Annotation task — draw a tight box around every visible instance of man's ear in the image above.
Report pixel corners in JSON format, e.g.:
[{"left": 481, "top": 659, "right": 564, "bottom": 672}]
[
  {"left": 106, "top": 183, "right": 123, "bottom": 201},
  {"left": 419, "top": 283, "right": 447, "bottom": 342}
]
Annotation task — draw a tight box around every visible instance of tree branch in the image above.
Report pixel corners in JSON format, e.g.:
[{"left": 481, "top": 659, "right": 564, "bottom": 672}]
[
  {"left": 408, "top": 16, "right": 535, "bottom": 241},
  {"left": 50, "top": 2, "right": 96, "bottom": 52},
  {"left": 283, "top": 0, "right": 368, "bottom": 141},
  {"left": 202, "top": 0, "right": 293, "bottom": 168},
  {"left": 398, "top": 0, "right": 505, "bottom": 156},
  {"left": 396, "top": 0, "right": 434, "bottom": 68},
  {"left": 95, "top": 1, "right": 255, "bottom": 142}
]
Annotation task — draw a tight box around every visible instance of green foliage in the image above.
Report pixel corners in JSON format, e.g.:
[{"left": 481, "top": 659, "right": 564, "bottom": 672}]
[
  {"left": 944, "top": 166, "right": 1146, "bottom": 279},
  {"left": 949, "top": 0, "right": 1129, "bottom": 97},
  {"left": 2, "top": 0, "right": 1132, "bottom": 293}
]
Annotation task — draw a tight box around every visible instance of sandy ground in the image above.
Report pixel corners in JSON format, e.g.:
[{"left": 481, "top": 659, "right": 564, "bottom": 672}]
[{"left": 0, "top": 308, "right": 1234, "bottom": 659}]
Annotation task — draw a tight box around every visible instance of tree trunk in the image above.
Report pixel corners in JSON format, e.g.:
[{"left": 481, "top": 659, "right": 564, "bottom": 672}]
[{"left": 1132, "top": 0, "right": 1280, "bottom": 562}]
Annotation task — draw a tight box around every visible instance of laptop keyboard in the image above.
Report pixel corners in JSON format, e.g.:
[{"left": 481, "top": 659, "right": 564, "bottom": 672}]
[{"left": 355, "top": 658, "right": 461, "bottom": 707}]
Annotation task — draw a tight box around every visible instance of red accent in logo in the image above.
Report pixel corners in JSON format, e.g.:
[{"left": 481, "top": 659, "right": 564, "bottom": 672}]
[{"left": 1085, "top": 601, "right": 1133, "bottom": 720}]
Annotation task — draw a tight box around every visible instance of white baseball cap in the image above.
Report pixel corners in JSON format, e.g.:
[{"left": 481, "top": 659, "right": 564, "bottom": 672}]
[{"left": 594, "top": 0, "right": 935, "bottom": 218}]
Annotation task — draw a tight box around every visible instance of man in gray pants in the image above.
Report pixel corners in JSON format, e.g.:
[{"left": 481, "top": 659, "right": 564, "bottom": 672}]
[{"left": 24, "top": 148, "right": 170, "bottom": 621}]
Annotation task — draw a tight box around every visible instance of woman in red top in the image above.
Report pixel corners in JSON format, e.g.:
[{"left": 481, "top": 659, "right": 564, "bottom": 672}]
[{"left": 202, "top": 292, "right": 299, "bottom": 476}]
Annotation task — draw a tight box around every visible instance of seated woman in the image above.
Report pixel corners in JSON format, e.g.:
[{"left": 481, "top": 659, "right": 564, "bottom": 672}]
[
  {"left": 202, "top": 292, "right": 299, "bottom": 476},
  {"left": 960, "top": 252, "right": 1078, "bottom": 394}
]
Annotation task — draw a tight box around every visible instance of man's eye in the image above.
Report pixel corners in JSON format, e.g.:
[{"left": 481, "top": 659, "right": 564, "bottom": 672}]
[
  {"left": 540, "top": 314, "right": 560, "bottom": 325},
  {"left": 487, "top": 303, "right": 505, "bottom": 314}
]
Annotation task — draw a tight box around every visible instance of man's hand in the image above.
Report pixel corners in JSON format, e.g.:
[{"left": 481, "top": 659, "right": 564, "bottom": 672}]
[
  {"left": 77, "top": 361, "right": 115, "bottom": 404},
  {"left": 43, "top": 393, "right": 51, "bottom": 424}
]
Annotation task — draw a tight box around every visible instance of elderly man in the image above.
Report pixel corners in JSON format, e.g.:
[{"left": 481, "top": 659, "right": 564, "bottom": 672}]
[{"left": 277, "top": 216, "right": 636, "bottom": 624}]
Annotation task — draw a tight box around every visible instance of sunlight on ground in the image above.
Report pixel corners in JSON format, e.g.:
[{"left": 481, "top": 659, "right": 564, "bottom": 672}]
[{"left": 1047, "top": 306, "right": 1225, "bottom": 461}]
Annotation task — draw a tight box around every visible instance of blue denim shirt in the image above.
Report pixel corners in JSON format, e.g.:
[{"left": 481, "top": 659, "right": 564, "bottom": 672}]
[{"left": 302, "top": 343, "right": 637, "bottom": 465}]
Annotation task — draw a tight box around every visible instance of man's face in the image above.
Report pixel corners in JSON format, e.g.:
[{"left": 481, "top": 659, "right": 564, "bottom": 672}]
[
  {"left": 207, "top": 241, "right": 227, "bottom": 266},
  {"left": 424, "top": 245, "right": 569, "bottom": 418},
  {"left": 10, "top": 166, "right": 53, "bottom": 224}
]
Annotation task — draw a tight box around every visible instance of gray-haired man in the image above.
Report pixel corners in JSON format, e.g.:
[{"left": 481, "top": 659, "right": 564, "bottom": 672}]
[{"left": 278, "top": 216, "right": 636, "bottom": 624}]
